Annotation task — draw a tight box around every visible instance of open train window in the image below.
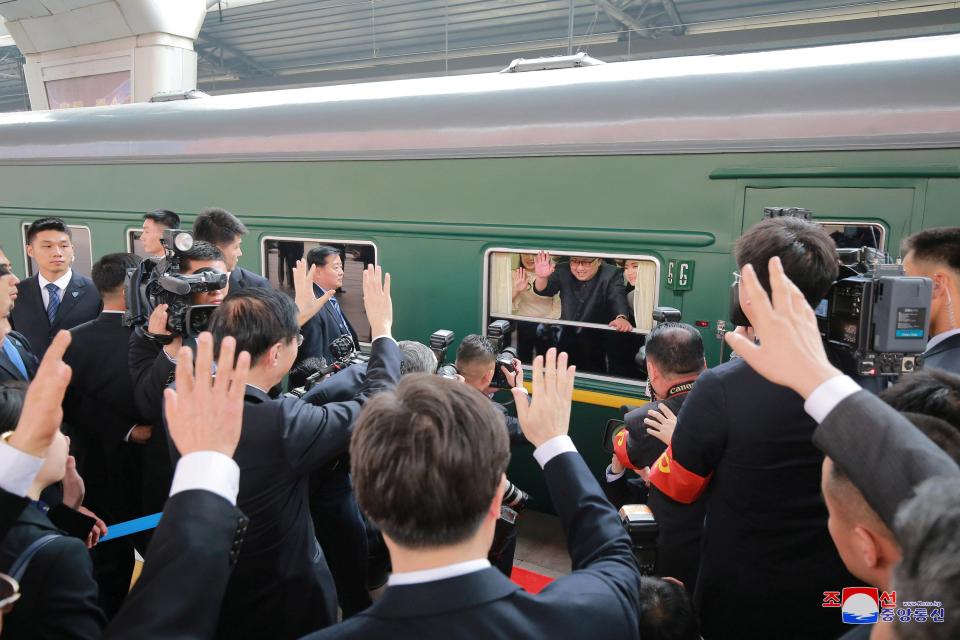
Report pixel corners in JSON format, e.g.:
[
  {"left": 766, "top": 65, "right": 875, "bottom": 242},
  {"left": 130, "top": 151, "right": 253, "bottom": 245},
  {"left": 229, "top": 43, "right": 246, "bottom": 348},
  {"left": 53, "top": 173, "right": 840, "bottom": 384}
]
[
  {"left": 484, "top": 249, "right": 659, "bottom": 384},
  {"left": 819, "top": 222, "right": 886, "bottom": 251},
  {"left": 21, "top": 223, "right": 94, "bottom": 278},
  {"left": 261, "top": 237, "right": 378, "bottom": 344}
]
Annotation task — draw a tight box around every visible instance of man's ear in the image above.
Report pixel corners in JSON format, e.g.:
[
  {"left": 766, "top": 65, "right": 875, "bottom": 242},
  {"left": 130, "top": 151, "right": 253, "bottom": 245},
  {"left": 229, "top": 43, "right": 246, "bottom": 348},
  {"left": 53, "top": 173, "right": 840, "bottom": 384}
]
[
  {"left": 852, "top": 526, "right": 880, "bottom": 569},
  {"left": 269, "top": 342, "right": 283, "bottom": 366},
  {"left": 25, "top": 244, "right": 34, "bottom": 259},
  {"left": 488, "top": 475, "right": 506, "bottom": 521},
  {"left": 930, "top": 272, "right": 950, "bottom": 300}
]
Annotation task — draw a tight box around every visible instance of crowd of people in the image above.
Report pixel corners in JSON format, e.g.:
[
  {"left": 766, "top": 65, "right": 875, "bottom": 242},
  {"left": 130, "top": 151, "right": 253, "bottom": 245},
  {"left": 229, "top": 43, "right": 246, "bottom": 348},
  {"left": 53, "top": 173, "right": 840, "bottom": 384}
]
[{"left": 0, "top": 209, "right": 957, "bottom": 640}]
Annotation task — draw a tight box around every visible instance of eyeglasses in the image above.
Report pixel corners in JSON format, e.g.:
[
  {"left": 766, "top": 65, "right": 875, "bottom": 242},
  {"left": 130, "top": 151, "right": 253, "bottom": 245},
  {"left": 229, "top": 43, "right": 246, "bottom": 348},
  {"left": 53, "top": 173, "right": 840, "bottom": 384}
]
[
  {"left": 296, "top": 334, "right": 304, "bottom": 348},
  {"left": 569, "top": 258, "right": 599, "bottom": 267}
]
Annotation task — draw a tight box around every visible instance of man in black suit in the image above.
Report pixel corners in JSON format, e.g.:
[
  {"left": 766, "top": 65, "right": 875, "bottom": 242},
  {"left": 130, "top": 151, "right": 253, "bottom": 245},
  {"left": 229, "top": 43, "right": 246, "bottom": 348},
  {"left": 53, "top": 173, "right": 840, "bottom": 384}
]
[
  {"left": 193, "top": 207, "right": 271, "bottom": 292},
  {"left": 63, "top": 253, "right": 150, "bottom": 616},
  {"left": 532, "top": 251, "right": 632, "bottom": 373},
  {"left": 139, "top": 209, "right": 181, "bottom": 259},
  {"left": 10, "top": 218, "right": 102, "bottom": 360},
  {"left": 902, "top": 227, "right": 960, "bottom": 375},
  {"left": 306, "top": 349, "right": 642, "bottom": 639},
  {"left": 192, "top": 267, "right": 399, "bottom": 639},
  {"left": 649, "top": 218, "right": 854, "bottom": 640},
  {"left": 297, "top": 245, "right": 359, "bottom": 367},
  {"left": 605, "top": 322, "right": 706, "bottom": 593},
  {"left": 0, "top": 263, "right": 38, "bottom": 384}
]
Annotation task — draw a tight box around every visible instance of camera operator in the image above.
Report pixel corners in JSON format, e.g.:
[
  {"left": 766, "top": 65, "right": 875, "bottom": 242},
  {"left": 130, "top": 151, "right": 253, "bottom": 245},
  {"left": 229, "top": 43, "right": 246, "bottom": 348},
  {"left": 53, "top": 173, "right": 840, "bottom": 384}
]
[
  {"left": 647, "top": 217, "right": 855, "bottom": 640},
  {"left": 192, "top": 207, "right": 270, "bottom": 292},
  {"left": 186, "top": 266, "right": 398, "bottom": 639},
  {"left": 901, "top": 227, "right": 960, "bottom": 375},
  {"left": 605, "top": 322, "right": 706, "bottom": 593},
  {"left": 128, "top": 241, "right": 229, "bottom": 518}
]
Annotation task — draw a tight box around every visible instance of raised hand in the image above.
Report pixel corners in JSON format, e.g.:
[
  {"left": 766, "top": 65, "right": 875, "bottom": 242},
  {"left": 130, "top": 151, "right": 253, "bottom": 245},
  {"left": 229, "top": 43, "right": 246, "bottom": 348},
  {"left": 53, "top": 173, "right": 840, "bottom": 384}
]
[
  {"left": 644, "top": 403, "right": 677, "bottom": 446},
  {"left": 512, "top": 267, "right": 528, "bottom": 298},
  {"left": 293, "top": 259, "right": 334, "bottom": 326},
  {"left": 148, "top": 304, "right": 183, "bottom": 358},
  {"left": 723, "top": 257, "right": 841, "bottom": 399},
  {"left": 7, "top": 331, "right": 72, "bottom": 457},
  {"left": 362, "top": 264, "right": 393, "bottom": 338},
  {"left": 164, "top": 333, "right": 251, "bottom": 458},
  {"left": 511, "top": 348, "right": 575, "bottom": 448},
  {"left": 534, "top": 251, "right": 555, "bottom": 279}
]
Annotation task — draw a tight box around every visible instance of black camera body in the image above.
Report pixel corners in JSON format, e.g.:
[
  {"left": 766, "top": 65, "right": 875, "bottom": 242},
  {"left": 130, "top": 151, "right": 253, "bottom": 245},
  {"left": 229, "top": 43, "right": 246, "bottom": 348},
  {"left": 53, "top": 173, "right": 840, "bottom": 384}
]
[
  {"left": 125, "top": 229, "right": 228, "bottom": 336},
  {"left": 619, "top": 504, "right": 659, "bottom": 575},
  {"left": 487, "top": 320, "right": 519, "bottom": 389}
]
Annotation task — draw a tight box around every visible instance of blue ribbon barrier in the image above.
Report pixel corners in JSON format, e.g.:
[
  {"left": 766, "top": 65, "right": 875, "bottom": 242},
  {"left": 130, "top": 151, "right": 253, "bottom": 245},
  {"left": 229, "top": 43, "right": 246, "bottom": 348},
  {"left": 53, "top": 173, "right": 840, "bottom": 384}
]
[{"left": 100, "top": 513, "right": 162, "bottom": 542}]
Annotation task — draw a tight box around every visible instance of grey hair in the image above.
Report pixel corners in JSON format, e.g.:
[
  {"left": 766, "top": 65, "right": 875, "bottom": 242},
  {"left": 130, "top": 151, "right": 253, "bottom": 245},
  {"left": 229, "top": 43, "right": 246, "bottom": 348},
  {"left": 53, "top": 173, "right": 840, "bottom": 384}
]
[
  {"left": 891, "top": 476, "right": 960, "bottom": 640},
  {"left": 399, "top": 341, "right": 438, "bottom": 375}
]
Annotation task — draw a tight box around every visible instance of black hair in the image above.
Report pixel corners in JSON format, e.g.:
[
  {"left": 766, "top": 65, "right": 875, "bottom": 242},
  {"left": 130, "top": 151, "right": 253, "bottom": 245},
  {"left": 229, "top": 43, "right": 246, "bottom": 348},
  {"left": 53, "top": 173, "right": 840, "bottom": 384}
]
[
  {"left": 26, "top": 217, "right": 72, "bottom": 244},
  {"left": 645, "top": 323, "right": 705, "bottom": 377},
  {"left": 192, "top": 208, "right": 248, "bottom": 246},
  {"left": 306, "top": 246, "right": 341, "bottom": 269},
  {"left": 638, "top": 577, "right": 699, "bottom": 640},
  {"left": 209, "top": 287, "right": 299, "bottom": 362},
  {"left": 902, "top": 227, "right": 960, "bottom": 272},
  {"left": 455, "top": 334, "right": 496, "bottom": 367},
  {"left": 180, "top": 241, "right": 226, "bottom": 273},
  {"left": 0, "top": 263, "right": 9, "bottom": 277},
  {"left": 735, "top": 216, "right": 839, "bottom": 306},
  {"left": 880, "top": 369, "right": 960, "bottom": 430},
  {"left": 91, "top": 253, "right": 142, "bottom": 296},
  {"left": 0, "top": 381, "right": 28, "bottom": 431},
  {"left": 144, "top": 209, "right": 181, "bottom": 229}
]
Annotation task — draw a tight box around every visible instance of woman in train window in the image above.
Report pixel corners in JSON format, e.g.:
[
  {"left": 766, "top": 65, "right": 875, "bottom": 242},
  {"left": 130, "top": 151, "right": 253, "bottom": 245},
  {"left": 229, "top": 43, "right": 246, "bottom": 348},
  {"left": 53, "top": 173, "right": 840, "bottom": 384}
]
[
  {"left": 606, "top": 259, "right": 646, "bottom": 379},
  {"left": 511, "top": 253, "right": 561, "bottom": 362}
]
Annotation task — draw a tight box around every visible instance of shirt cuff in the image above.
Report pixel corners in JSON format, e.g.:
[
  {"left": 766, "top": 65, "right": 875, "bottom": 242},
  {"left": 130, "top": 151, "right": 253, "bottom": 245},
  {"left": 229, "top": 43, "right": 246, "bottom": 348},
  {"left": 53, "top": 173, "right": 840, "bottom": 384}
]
[
  {"left": 533, "top": 435, "right": 577, "bottom": 468},
  {"left": 371, "top": 335, "right": 397, "bottom": 345},
  {"left": 803, "top": 375, "right": 862, "bottom": 424},
  {"left": 123, "top": 426, "right": 135, "bottom": 443},
  {"left": 605, "top": 464, "right": 625, "bottom": 483},
  {"left": 169, "top": 451, "right": 240, "bottom": 506},
  {"left": 0, "top": 441, "right": 44, "bottom": 497}
]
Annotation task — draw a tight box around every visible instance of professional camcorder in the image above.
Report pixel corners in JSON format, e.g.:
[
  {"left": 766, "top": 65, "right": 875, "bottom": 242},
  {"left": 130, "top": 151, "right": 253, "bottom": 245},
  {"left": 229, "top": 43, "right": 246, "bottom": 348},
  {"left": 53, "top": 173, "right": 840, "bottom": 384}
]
[
  {"left": 487, "top": 320, "right": 519, "bottom": 389},
  {"left": 286, "top": 334, "right": 369, "bottom": 398},
  {"left": 125, "top": 229, "right": 228, "bottom": 337}
]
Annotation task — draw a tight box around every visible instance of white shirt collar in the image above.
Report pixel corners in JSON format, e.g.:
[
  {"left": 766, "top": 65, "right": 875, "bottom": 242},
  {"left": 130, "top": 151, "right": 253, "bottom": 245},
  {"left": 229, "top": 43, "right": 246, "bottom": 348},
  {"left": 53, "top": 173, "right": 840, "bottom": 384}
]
[
  {"left": 927, "top": 327, "right": 960, "bottom": 352},
  {"left": 38, "top": 269, "right": 72, "bottom": 291},
  {"left": 387, "top": 559, "right": 491, "bottom": 587}
]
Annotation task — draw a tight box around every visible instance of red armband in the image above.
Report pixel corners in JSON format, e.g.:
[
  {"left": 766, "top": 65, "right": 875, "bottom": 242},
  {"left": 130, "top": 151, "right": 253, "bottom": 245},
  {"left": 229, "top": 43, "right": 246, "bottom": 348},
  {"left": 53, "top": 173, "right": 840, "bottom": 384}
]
[{"left": 648, "top": 444, "right": 712, "bottom": 504}]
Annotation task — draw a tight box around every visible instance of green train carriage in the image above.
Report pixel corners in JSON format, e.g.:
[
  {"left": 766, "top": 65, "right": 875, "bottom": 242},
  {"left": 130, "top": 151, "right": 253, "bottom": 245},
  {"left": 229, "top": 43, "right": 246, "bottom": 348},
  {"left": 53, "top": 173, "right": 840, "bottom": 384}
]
[{"left": 0, "top": 34, "right": 958, "bottom": 506}]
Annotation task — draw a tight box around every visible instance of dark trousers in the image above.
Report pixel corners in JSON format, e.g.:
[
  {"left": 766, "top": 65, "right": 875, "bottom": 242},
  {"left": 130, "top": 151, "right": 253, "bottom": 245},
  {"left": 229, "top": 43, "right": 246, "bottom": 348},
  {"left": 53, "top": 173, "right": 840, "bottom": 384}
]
[{"left": 309, "top": 465, "right": 372, "bottom": 618}]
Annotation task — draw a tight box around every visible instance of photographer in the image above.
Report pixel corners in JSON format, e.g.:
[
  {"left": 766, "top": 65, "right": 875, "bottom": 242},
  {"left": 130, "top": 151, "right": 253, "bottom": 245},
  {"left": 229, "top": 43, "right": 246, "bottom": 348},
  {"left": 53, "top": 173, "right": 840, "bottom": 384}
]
[
  {"left": 128, "top": 241, "right": 229, "bottom": 516},
  {"left": 647, "top": 217, "right": 854, "bottom": 640}
]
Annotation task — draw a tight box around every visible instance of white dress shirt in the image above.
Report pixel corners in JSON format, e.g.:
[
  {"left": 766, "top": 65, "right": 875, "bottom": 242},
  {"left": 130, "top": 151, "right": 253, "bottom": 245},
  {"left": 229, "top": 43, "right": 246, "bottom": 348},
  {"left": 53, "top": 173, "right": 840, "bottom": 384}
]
[
  {"left": 803, "top": 375, "right": 863, "bottom": 424},
  {"left": 926, "top": 327, "right": 960, "bottom": 352},
  {"left": 0, "top": 441, "right": 44, "bottom": 496},
  {"left": 38, "top": 270, "right": 72, "bottom": 309}
]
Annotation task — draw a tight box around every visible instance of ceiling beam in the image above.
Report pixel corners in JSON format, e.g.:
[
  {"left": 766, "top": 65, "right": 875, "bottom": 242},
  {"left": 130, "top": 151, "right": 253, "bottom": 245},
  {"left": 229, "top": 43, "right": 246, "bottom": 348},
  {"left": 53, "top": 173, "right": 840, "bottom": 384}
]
[
  {"left": 661, "top": 0, "right": 686, "bottom": 36},
  {"left": 592, "top": 0, "right": 656, "bottom": 38},
  {"left": 196, "top": 31, "right": 275, "bottom": 78}
]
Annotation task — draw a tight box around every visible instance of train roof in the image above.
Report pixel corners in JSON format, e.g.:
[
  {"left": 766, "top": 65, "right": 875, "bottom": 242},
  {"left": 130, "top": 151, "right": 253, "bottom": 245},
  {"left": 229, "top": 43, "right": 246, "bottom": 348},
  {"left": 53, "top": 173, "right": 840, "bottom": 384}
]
[{"left": 1, "top": 34, "right": 959, "bottom": 164}]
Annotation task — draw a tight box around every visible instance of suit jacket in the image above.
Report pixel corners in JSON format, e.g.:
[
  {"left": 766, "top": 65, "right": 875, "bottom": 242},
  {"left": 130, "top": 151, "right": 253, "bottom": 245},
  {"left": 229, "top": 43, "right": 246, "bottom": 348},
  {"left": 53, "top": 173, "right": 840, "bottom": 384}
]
[
  {"left": 229, "top": 266, "right": 271, "bottom": 292},
  {"left": 176, "top": 337, "right": 400, "bottom": 640},
  {"left": 305, "top": 451, "right": 643, "bottom": 639},
  {"left": 298, "top": 284, "right": 360, "bottom": 366},
  {"left": 301, "top": 363, "right": 367, "bottom": 406},
  {"left": 0, "top": 488, "right": 28, "bottom": 545},
  {"left": 10, "top": 271, "right": 103, "bottom": 360},
  {"left": 0, "top": 504, "right": 105, "bottom": 640},
  {"left": 652, "top": 359, "right": 853, "bottom": 640},
  {"left": 812, "top": 389, "right": 960, "bottom": 527},
  {"left": 105, "top": 490, "right": 248, "bottom": 640},
  {"left": 534, "top": 262, "right": 630, "bottom": 324},
  {"left": 0, "top": 330, "right": 39, "bottom": 382},
  {"left": 923, "top": 331, "right": 960, "bottom": 376}
]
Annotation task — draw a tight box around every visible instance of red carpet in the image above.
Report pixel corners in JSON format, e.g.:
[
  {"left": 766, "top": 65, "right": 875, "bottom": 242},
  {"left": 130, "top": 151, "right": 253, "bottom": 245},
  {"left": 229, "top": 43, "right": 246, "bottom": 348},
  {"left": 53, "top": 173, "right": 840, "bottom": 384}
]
[{"left": 510, "top": 567, "right": 554, "bottom": 594}]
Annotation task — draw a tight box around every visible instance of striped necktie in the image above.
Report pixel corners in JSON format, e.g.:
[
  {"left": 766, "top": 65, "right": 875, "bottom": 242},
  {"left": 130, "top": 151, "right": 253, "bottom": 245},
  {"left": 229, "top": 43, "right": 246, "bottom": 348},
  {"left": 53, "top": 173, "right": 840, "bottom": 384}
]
[{"left": 45, "top": 283, "right": 61, "bottom": 325}]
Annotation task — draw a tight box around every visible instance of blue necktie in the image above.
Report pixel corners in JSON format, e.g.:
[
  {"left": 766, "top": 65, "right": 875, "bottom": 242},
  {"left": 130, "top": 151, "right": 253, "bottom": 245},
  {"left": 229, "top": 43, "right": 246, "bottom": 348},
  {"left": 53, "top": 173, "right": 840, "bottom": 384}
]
[
  {"left": 329, "top": 296, "right": 349, "bottom": 335},
  {"left": 45, "top": 283, "right": 61, "bottom": 325},
  {"left": 1, "top": 338, "right": 28, "bottom": 380}
]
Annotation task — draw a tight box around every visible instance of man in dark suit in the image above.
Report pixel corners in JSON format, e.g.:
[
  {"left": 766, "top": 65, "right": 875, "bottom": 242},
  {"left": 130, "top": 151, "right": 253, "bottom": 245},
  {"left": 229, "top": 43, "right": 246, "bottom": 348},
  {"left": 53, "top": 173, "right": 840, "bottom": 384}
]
[
  {"left": 306, "top": 349, "right": 642, "bottom": 639},
  {"left": 190, "top": 268, "right": 399, "bottom": 639},
  {"left": 532, "top": 251, "right": 632, "bottom": 373},
  {"left": 193, "top": 207, "right": 271, "bottom": 292},
  {"left": 63, "top": 253, "right": 150, "bottom": 616},
  {"left": 139, "top": 209, "right": 181, "bottom": 259},
  {"left": 902, "top": 227, "right": 960, "bottom": 375},
  {"left": 297, "top": 245, "right": 359, "bottom": 367},
  {"left": 649, "top": 218, "right": 854, "bottom": 640},
  {"left": 10, "top": 218, "right": 102, "bottom": 361},
  {"left": 605, "top": 322, "right": 706, "bottom": 593}
]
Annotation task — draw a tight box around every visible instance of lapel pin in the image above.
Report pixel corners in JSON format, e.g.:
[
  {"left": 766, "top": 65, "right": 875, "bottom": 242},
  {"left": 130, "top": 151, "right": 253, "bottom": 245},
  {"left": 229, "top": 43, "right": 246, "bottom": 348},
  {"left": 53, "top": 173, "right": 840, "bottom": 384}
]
[{"left": 72, "top": 291, "right": 79, "bottom": 298}]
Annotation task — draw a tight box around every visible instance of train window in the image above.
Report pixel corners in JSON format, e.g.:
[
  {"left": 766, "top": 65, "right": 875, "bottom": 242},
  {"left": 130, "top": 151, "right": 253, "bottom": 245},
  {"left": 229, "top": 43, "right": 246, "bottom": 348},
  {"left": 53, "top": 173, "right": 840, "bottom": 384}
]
[
  {"left": 485, "top": 250, "right": 659, "bottom": 383},
  {"left": 262, "top": 237, "right": 378, "bottom": 343},
  {"left": 126, "top": 228, "right": 151, "bottom": 258},
  {"left": 819, "top": 222, "right": 886, "bottom": 251},
  {"left": 21, "top": 223, "right": 94, "bottom": 278}
]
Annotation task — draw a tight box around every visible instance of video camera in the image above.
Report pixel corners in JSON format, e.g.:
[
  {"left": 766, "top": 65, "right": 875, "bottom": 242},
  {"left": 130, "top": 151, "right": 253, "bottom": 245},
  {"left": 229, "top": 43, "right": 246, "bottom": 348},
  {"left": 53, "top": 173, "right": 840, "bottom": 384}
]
[
  {"left": 124, "top": 229, "right": 228, "bottom": 337},
  {"left": 487, "top": 320, "right": 519, "bottom": 389},
  {"left": 286, "top": 334, "right": 369, "bottom": 398}
]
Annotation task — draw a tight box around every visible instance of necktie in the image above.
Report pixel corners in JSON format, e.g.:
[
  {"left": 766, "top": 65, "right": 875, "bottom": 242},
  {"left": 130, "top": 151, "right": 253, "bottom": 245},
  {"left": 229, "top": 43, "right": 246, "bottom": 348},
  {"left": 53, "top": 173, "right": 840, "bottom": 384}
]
[
  {"left": 45, "top": 283, "right": 61, "bottom": 325},
  {"left": 329, "top": 297, "right": 350, "bottom": 335},
  {"left": 1, "top": 338, "right": 28, "bottom": 380}
]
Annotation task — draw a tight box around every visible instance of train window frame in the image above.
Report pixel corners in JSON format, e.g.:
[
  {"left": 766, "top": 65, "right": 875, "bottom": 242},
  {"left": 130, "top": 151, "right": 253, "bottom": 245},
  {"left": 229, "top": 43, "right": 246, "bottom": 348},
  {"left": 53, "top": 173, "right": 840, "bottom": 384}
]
[
  {"left": 260, "top": 235, "right": 378, "bottom": 347},
  {"left": 126, "top": 227, "right": 150, "bottom": 258},
  {"left": 818, "top": 220, "right": 887, "bottom": 252},
  {"left": 20, "top": 222, "right": 94, "bottom": 278},
  {"left": 482, "top": 247, "right": 661, "bottom": 387}
]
